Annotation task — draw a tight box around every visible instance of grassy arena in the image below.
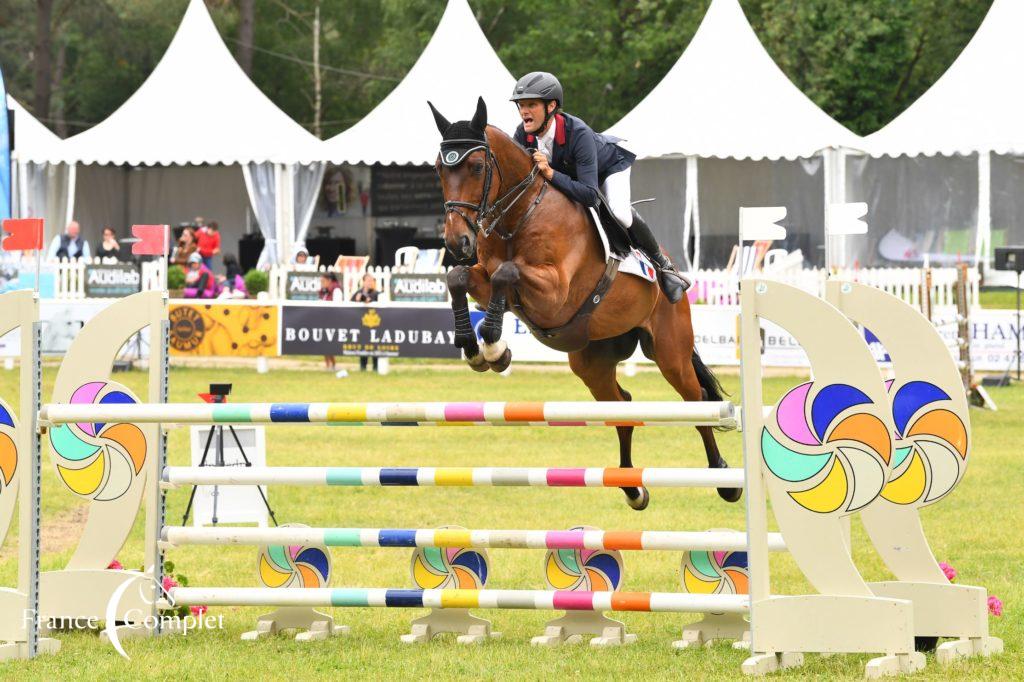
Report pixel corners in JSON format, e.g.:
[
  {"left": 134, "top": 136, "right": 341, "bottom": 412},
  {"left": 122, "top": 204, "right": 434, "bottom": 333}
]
[{"left": 0, "top": 363, "right": 1018, "bottom": 680}]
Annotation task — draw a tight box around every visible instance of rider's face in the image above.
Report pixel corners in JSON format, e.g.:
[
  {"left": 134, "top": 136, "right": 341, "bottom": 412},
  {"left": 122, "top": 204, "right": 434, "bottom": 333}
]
[{"left": 518, "top": 99, "right": 553, "bottom": 134}]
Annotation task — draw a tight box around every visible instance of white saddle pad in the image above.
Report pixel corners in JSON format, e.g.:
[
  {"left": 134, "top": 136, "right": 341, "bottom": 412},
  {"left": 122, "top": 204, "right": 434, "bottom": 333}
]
[{"left": 587, "top": 207, "right": 657, "bottom": 283}]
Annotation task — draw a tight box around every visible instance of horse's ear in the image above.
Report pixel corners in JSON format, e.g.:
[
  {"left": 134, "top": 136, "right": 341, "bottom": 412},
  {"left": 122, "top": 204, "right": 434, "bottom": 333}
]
[
  {"left": 427, "top": 101, "right": 450, "bottom": 135},
  {"left": 471, "top": 96, "right": 487, "bottom": 132}
]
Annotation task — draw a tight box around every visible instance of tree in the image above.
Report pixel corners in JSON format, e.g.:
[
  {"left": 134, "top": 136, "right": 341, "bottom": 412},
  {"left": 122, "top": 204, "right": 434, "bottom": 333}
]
[{"left": 235, "top": 0, "right": 254, "bottom": 76}]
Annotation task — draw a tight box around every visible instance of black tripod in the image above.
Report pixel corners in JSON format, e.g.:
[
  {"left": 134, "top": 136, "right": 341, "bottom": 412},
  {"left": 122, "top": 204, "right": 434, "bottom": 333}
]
[{"left": 181, "top": 422, "right": 278, "bottom": 527}]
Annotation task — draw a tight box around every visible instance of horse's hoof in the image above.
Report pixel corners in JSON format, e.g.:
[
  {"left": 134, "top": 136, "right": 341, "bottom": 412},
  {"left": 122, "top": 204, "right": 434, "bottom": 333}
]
[
  {"left": 482, "top": 340, "right": 507, "bottom": 363},
  {"left": 464, "top": 351, "right": 489, "bottom": 373},
  {"left": 625, "top": 487, "right": 649, "bottom": 511},
  {"left": 715, "top": 459, "right": 743, "bottom": 503},
  {"left": 489, "top": 348, "right": 512, "bottom": 373}
]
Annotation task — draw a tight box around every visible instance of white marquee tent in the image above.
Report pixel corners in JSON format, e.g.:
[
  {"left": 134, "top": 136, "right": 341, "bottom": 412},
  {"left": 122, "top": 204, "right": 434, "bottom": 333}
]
[
  {"left": 317, "top": 0, "right": 519, "bottom": 166},
  {"left": 7, "top": 96, "right": 75, "bottom": 238},
  {"left": 857, "top": 0, "right": 1024, "bottom": 273},
  {"left": 23, "top": 0, "right": 324, "bottom": 266},
  {"left": 607, "top": 0, "right": 861, "bottom": 269}
]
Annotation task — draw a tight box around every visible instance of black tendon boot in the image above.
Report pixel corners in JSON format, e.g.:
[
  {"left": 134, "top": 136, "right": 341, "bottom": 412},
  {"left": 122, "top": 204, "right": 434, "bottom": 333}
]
[{"left": 629, "top": 211, "right": 690, "bottom": 304}]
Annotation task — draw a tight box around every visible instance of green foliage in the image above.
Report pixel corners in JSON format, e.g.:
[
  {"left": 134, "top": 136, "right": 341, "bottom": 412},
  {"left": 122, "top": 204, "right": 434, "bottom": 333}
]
[
  {"left": 243, "top": 268, "right": 268, "bottom": 296},
  {"left": 0, "top": 0, "right": 994, "bottom": 138},
  {"left": 166, "top": 264, "right": 186, "bottom": 290}
]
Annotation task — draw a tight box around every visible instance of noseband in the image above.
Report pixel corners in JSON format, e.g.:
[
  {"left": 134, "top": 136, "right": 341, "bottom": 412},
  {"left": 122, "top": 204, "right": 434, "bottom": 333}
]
[{"left": 440, "top": 139, "right": 544, "bottom": 242}]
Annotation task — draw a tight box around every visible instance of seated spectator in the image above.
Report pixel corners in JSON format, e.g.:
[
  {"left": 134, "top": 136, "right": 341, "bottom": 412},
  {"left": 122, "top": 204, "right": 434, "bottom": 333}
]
[
  {"left": 183, "top": 253, "right": 217, "bottom": 299},
  {"left": 351, "top": 273, "right": 379, "bottom": 372},
  {"left": 197, "top": 220, "right": 221, "bottom": 269},
  {"left": 172, "top": 227, "right": 198, "bottom": 269},
  {"left": 217, "top": 254, "right": 248, "bottom": 299},
  {"left": 95, "top": 227, "right": 121, "bottom": 260},
  {"left": 294, "top": 247, "right": 310, "bottom": 265},
  {"left": 47, "top": 221, "right": 91, "bottom": 260}
]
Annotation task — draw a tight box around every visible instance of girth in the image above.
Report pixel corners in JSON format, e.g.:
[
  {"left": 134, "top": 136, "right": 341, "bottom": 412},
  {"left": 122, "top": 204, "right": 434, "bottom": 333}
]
[{"left": 510, "top": 258, "right": 620, "bottom": 353}]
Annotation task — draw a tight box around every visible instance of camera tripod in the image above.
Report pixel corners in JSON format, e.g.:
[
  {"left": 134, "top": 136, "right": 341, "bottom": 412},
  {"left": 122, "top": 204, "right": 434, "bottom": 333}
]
[{"left": 180, "top": 421, "right": 278, "bottom": 527}]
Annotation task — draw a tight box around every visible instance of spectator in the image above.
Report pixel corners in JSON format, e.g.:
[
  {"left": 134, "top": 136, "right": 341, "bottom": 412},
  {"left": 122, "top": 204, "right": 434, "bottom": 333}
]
[
  {"left": 47, "top": 221, "right": 91, "bottom": 260},
  {"left": 172, "top": 227, "right": 198, "bottom": 269},
  {"left": 294, "top": 247, "right": 310, "bottom": 265},
  {"left": 351, "top": 273, "right": 380, "bottom": 372},
  {"left": 217, "top": 254, "right": 248, "bottom": 299},
  {"left": 183, "top": 253, "right": 217, "bottom": 299},
  {"left": 319, "top": 273, "right": 344, "bottom": 376},
  {"left": 196, "top": 220, "right": 221, "bottom": 269},
  {"left": 95, "top": 227, "right": 121, "bottom": 260}
]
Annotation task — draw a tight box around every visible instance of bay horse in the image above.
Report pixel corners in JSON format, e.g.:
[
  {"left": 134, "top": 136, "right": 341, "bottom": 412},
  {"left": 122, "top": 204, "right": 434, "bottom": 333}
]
[{"left": 431, "top": 97, "right": 740, "bottom": 510}]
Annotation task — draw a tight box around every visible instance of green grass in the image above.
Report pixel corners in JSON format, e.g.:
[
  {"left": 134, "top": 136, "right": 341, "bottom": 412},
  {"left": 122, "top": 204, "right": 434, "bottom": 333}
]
[
  {"left": 0, "top": 364, "right": 1019, "bottom": 680},
  {"left": 979, "top": 288, "right": 1023, "bottom": 310}
]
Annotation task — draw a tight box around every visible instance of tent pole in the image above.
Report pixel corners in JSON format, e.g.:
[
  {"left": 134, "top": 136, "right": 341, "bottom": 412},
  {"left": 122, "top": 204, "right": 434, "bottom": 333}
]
[{"left": 976, "top": 151, "right": 991, "bottom": 273}]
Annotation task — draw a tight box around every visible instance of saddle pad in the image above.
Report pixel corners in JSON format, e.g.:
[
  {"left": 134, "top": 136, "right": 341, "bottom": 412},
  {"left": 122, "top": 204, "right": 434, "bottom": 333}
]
[{"left": 587, "top": 207, "right": 657, "bottom": 283}]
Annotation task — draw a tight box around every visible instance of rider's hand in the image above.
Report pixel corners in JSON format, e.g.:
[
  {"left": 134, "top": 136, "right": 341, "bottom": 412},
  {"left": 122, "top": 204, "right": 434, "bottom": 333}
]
[{"left": 532, "top": 150, "right": 554, "bottom": 180}]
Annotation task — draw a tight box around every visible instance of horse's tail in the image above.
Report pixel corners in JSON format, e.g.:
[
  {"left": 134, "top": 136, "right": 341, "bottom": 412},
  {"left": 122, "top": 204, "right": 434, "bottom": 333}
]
[{"left": 691, "top": 350, "right": 731, "bottom": 432}]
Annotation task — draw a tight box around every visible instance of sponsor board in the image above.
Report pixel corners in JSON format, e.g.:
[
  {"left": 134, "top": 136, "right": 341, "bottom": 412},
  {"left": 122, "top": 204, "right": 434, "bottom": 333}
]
[
  {"left": 285, "top": 271, "right": 324, "bottom": 301},
  {"left": 282, "top": 304, "right": 458, "bottom": 358},
  {"left": 84, "top": 263, "right": 142, "bottom": 298},
  {"left": 169, "top": 303, "right": 278, "bottom": 357},
  {"left": 390, "top": 273, "right": 448, "bottom": 302}
]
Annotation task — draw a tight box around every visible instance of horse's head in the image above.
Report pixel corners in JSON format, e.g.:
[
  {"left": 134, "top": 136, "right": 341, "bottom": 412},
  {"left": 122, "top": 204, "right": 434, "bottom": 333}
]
[{"left": 429, "top": 97, "right": 494, "bottom": 261}]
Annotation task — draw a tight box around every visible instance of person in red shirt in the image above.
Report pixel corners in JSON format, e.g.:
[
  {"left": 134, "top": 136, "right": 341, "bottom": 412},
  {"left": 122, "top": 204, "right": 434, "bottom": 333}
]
[{"left": 196, "top": 220, "right": 221, "bottom": 269}]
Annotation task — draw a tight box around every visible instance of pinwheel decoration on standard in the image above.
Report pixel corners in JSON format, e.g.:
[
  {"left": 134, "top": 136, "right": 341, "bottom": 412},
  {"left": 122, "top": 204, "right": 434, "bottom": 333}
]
[
  {"left": 0, "top": 400, "right": 19, "bottom": 544},
  {"left": 762, "top": 381, "right": 892, "bottom": 514},
  {"left": 882, "top": 380, "right": 968, "bottom": 506},
  {"left": 258, "top": 523, "right": 331, "bottom": 588},
  {"left": 48, "top": 381, "right": 147, "bottom": 501}
]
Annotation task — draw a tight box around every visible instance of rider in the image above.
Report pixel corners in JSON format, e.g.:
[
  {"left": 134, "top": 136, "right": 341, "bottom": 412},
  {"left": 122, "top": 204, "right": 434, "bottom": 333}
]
[{"left": 510, "top": 71, "right": 689, "bottom": 303}]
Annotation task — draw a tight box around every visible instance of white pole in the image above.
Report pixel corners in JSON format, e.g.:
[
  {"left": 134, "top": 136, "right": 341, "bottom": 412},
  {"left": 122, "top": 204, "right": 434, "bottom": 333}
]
[
  {"left": 41, "top": 400, "right": 737, "bottom": 427},
  {"left": 162, "top": 465, "right": 747, "bottom": 489}
]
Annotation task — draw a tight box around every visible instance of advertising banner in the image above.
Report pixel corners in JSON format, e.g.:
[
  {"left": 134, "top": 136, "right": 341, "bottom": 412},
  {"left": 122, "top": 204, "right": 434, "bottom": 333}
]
[
  {"left": 84, "top": 263, "right": 142, "bottom": 298},
  {"left": 390, "top": 273, "right": 448, "bottom": 302},
  {"left": 281, "top": 304, "right": 458, "bottom": 358},
  {"left": 285, "top": 271, "right": 323, "bottom": 300},
  {"left": 169, "top": 303, "right": 278, "bottom": 357}
]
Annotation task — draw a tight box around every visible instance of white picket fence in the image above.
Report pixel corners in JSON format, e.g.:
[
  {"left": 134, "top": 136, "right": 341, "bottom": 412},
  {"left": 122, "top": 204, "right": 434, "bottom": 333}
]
[
  {"left": 266, "top": 262, "right": 448, "bottom": 303},
  {"left": 26, "top": 258, "right": 165, "bottom": 300},
  {"left": 691, "top": 266, "right": 980, "bottom": 311},
  {"left": 30, "top": 256, "right": 979, "bottom": 312}
]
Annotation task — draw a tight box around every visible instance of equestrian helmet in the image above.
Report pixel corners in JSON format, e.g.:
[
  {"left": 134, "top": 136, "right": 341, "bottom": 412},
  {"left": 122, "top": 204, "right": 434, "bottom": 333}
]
[{"left": 511, "top": 72, "right": 563, "bottom": 107}]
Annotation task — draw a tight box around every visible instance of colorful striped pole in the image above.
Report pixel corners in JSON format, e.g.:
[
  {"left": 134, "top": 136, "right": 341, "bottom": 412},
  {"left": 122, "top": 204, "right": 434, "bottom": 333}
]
[
  {"left": 169, "top": 587, "right": 749, "bottom": 614},
  {"left": 41, "top": 400, "right": 736, "bottom": 427},
  {"left": 161, "top": 526, "right": 787, "bottom": 552},
  {"left": 162, "top": 466, "right": 746, "bottom": 489}
]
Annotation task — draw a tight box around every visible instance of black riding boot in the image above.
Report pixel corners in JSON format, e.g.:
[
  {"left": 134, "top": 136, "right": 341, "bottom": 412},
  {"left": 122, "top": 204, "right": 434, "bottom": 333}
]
[{"left": 629, "top": 212, "right": 689, "bottom": 304}]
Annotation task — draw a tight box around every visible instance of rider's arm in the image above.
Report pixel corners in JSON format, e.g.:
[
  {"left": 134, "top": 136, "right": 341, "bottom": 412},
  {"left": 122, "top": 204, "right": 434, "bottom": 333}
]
[{"left": 550, "top": 130, "right": 599, "bottom": 207}]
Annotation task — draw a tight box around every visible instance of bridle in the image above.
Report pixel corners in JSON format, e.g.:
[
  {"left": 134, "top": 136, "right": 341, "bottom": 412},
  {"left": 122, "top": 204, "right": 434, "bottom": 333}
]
[{"left": 440, "top": 139, "right": 546, "bottom": 243}]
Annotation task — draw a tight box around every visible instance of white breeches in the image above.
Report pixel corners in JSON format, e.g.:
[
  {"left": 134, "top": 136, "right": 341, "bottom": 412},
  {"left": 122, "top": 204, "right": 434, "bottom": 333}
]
[{"left": 600, "top": 167, "right": 633, "bottom": 228}]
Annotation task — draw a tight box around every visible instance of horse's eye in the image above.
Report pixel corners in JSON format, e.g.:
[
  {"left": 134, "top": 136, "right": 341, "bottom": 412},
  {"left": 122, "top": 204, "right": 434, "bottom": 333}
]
[{"left": 472, "top": 162, "right": 484, "bottom": 176}]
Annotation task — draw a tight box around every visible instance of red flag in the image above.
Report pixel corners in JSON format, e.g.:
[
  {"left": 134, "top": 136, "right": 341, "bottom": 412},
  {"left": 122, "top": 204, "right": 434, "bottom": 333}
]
[
  {"left": 2, "top": 218, "right": 44, "bottom": 251},
  {"left": 132, "top": 224, "right": 168, "bottom": 256}
]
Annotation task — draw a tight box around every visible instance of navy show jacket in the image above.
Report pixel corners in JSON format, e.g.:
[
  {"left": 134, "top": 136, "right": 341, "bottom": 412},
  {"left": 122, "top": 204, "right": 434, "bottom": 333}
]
[{"left": 514, "top": 113, "right": 635, "bottom": 207}]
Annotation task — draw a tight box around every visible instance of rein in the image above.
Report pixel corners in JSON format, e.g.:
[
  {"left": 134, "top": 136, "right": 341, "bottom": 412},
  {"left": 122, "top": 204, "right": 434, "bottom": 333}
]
[{"left": 442, "top": 139, "right": 546, "bottom": 242}]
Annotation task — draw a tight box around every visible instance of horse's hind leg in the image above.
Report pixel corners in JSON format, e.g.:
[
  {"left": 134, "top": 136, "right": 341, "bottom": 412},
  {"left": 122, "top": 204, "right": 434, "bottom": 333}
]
[
  {"left": 568, "top": 333, "right": 648, "bottom": 510},
  {"left": 646, "top": 303, "right": 742, "bottom": 503}
]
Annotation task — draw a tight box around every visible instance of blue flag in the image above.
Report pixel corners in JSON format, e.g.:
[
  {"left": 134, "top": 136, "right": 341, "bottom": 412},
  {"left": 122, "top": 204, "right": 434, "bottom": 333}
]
[{"left": 0, "top": 65, "right": 10, "bottom": 222}]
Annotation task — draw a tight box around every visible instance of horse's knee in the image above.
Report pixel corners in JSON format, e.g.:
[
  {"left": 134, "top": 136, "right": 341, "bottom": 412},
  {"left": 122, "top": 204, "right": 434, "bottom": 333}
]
[
  {"left": 491, "top": 261, "right": 520, "bottom": 289},
  {"left": 447, "top": 265, "right": 471, "bottom": 297}
]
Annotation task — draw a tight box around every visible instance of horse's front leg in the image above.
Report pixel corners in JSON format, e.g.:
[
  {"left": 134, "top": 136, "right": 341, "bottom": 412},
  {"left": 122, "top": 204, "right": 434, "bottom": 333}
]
[
  {"left": 478, "top": 261, "right": 518, "bottom": 372},
  {"left": 447, "top": 264, "right": 490, "bottom": 372}
]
